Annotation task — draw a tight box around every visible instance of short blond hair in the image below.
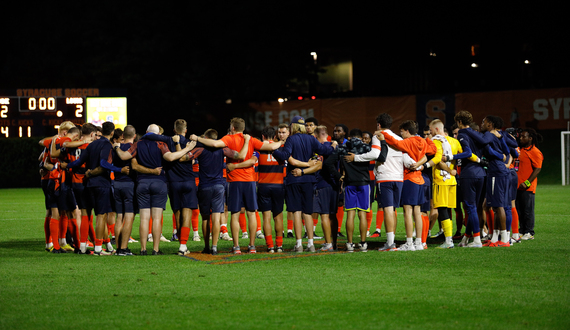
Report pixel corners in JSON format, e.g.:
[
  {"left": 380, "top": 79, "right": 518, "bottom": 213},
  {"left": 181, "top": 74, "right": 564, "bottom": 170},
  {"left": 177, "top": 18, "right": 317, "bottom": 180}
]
[
  {"left": 290, "top": 123, "right": 306, "bottom": 135},
  {"left": 58, "top": 121, "right": 75, "bottom": 134}
]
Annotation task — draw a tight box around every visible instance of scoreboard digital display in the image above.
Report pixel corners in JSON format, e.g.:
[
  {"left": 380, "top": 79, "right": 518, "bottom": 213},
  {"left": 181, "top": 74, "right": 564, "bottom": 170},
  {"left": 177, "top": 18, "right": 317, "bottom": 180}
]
[{"left": 0, "top": 88, "right": 127, "bottom": 138}]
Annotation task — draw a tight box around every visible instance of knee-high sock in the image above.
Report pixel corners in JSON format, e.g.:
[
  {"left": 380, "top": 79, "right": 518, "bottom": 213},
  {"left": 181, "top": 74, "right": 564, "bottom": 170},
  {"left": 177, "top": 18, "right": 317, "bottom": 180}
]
[
  {"left": 337, "top": 206, "right": 344, "bottom": 232},
  {"left": 49, "top": 218, "right": 60, "bottom": 250},
  {"left": 180, "top": 227, "right": 190, "bottom": 245},
  {"left": 421, "top": 214, "right": 429, "bottom": 243},
  {"left": 256, "top": 212, "right": 261, "bottom": 232},
  {"left": 44, "top": 216, "right": 51, "bottom": 244},
  {"left": 511, "top": 207, "right": 519, "bottom": 234},
  {"left": 505, "top": 207, "right": 512, "bottom": 232},
  {"left": 88, "top": 215, "right": 96, "bottom": 242},
  {"left": 71, "top": 218, "right": 80, "bottom": 249},
  {"left": 376, "top": 210, "right": 384, "bottom": 231},
  {"left": 239, "top": 213, "right": 247, "bottom": 232},
  {"left": 80, "top": 215, "right": 89, "bottom": 243},
  {"left": 59, "top": 214, "right": 68, "bottom": 240},
  {"left": 265, "top": 235, "right": 274, "bottom": 248},
  {"left": 191, "top": 209, "right": 200, "bottom": 232},
  {"left": 486, "top": 209, "right": 494, "bottom": 232},
  {"left": 366, "top": 211, "right": 372, "bottom": 231},
  {"left": 441, "top": 219, "right": 453, "bottom": 238},
  {"left": 276, "top": 236, "right": 283, "bottom": 247}
]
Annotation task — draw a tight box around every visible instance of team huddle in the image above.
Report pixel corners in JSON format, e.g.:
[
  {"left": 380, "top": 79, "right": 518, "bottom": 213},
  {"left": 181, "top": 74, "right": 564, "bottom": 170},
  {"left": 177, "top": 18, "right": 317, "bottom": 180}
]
[{"left": 38, "top": 110, "right": 543, "bottom": 256}]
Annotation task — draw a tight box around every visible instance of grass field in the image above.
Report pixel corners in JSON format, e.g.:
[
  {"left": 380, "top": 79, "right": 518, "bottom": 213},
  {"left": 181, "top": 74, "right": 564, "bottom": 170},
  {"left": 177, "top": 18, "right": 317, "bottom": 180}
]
[{"left": 1, "top": 186, "right": 570, "bottom": 329}]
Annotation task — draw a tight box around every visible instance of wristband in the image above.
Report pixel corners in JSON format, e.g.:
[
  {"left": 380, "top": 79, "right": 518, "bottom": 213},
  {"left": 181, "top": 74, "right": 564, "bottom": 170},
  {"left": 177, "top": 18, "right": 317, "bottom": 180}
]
[
  {"left": 425, "top": 162, "right": 431, "bottom": 168},
  {"left": 174, "top": 142, "right": 180, "bottom": 145},
  {"left": 524, "top": 180, "right": 531, "bottom": 188}
]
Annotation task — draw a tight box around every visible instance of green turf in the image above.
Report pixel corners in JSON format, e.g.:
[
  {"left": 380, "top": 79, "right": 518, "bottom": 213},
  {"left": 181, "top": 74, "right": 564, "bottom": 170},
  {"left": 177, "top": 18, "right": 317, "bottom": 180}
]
[{"left": 1, "top": 186, "right": 570, "bottom": 329}]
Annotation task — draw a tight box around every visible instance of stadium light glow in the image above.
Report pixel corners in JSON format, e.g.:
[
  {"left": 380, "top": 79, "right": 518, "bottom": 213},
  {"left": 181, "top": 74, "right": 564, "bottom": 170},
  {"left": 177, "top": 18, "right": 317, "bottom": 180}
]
[{"left": 471, "top": 63, "right": 479, "bottom": 68}]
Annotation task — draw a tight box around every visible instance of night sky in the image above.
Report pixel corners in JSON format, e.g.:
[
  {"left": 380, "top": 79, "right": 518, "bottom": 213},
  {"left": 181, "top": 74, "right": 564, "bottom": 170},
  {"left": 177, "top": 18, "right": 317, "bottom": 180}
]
[{"left": 1, "top": 2, "right": 566, "bottom": 134}]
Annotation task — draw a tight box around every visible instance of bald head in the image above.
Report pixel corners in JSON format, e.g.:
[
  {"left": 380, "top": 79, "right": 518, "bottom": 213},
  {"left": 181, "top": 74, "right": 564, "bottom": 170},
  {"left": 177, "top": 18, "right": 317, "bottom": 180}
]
[{"left": 147, "top": 124, "right": 159, "bottom": 134}]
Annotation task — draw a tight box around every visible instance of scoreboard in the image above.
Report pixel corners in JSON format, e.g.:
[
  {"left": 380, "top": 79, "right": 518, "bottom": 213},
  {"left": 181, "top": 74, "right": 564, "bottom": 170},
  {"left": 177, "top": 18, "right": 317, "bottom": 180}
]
[{"left": 0, "top": 88, "right": 127, "bottom": 138}]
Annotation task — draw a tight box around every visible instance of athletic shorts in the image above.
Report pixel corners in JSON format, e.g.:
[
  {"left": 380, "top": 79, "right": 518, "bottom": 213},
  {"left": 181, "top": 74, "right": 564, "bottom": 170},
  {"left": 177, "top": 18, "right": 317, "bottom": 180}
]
[
  {"left": 376, "top": 181, "right": 403, "bottom": 209},
  {"left": 257, "top": 184, "right": 285, "bottom": 215},
  {"left": 285, "top": 182, "right": 314, "bottom": 214},
  {"left": 113, "top": 181, "right": 135, "bottom": 214},
  {"left": 369, "top": 180, "right": 376, "bottom": 207},
  {"left": 198, "top": 184, "right": 225, "bottom": 217},
  {"left": 72, "top": 184, "right": 90, "bottom": 211},
  {"left": 486, "top": 174, "right": 508, "bottom": 208},
  {"left": 136, "top": 179, "right": 168, "bottom": 210},
  {"left": 421, "top": 174, "right": 431, "bottom": 213},
  {"left": 401, "top": 180, "right": 424, "bottom": 206},
  {"left": 459, "top": 177, "right": 484, "bottom": 206},
  {"left": 89, "top": 185, "right": 113, "bottom": 215},
  {"left": 227, "top": 181, "right": 258, "bottom": 213},
  {"left": 345, "top": 185, "right": 370, "bottom": 212},
  {"left": 432, "top": 184, "right": 457, "bottom": 209},
  {"left": 313, "top": 185, "right": 337, "bottom": 214},
  {"left": 509, "top": 169, "right": 518, "bottom": 202},
  {"left": 168, "top": 180, "right": 198, "bottom": 210}
]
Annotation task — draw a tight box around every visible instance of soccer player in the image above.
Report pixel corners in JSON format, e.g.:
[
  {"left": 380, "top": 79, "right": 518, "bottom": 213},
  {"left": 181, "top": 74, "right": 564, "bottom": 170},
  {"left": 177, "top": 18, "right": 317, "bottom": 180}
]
[
  {"left": 256, "top": 126, "right": 286, "bottom": 253},
  {"left": 189, "top": 117, "right": 282, "bottom": 254},
  {"left": 277, "top": 124, "right": 296, "bottom": 239},
  {"left": 381, "top": 120, "right": 428, "bottom": 251},
  {"left": 422, "top": 119, "right": 463, "bottom": 249},
  {"left": 516, "top": 128, "right": 543, "bottom": 240},
  {"left": 305, "top": 117, "right": 318, "bottom": 137},
  {"left": 180, "top": 128, "right": 249, "bottom": 255},
  {"left": 273, "top": 116, "right": 336, "bottom": 252}
]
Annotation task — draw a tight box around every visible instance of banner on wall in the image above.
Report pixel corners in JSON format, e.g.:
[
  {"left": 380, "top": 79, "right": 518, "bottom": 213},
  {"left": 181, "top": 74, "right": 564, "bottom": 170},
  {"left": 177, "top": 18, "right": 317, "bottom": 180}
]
[
  {"left": 455, "top": 88, "right": 570, "bottom": 130},
  {"left": 415, "top": 94, "right": 456, "bottom": 131},
  {"left": 247, "top": 96, "right": 416, "bottom": 136}
]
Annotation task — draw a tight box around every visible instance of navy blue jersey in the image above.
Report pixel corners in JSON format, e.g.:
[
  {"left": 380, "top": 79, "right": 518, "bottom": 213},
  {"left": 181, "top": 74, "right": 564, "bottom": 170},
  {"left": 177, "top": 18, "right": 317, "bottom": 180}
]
[
  {"left": 455, "top": 128, "right": 486, "bottom": 179},
  {"left": 188, "top": 142, "right": 236, "bottom": 188},
  {"left": 113, "top": 142, "right": 135, "bottom": 183},
  {"left": 67, "top": 136, "right": 114, "bottom": 188},
  {"left": 134, "top": 138, "right": 170, "bottom": 182}
]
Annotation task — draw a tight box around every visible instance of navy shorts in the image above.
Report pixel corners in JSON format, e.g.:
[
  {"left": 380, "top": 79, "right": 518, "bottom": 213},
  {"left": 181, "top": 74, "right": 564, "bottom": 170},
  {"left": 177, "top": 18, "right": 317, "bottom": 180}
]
[
  {"left": 509, "top": 169, "right": 518, "bottom": 202},
  {"left": 198, "top": 184, "right": 225, "bottom": 217},
  {"left": 377, "top": 181, "right": 403, "bottom": 209},
  {"left": 314, "top": 185, "right": 337, "bottom": 214},
  {"left": 136, "top": 179, "right": 168, "bottom": 209},
  {"left": 345, "top": 185, "right": 370, "bottom": 211},
  {"left": 89, "top": 185, "right": 113, "bottom": 215},
  {"left": 113, "top": 181, "right": 135, "bottom": 214},
  {"left": 486, "top": 175, "right": 508, "bottom": 208},
  {"left": 421, "top": 174, "right": 431, "bottom": 212},
  {"left": 285, "top": 182, "right": 314, "bottom": 214},
  {"left": 72, "top": 184, "right": 90, "bottom": 211},
  {"left": 401, "top": 180, "right": 424, "bottom": 206},
  {"left": 168, "top": 180, "right": 198, "bottom": 210},
  {"left": 369, "top": 180, "right": 376, "bottom": 207},
  {"left": 227, "top": 181, "right": 258, "bottom": 213},
  {"left": 459, "top": 177, "right": 484, "bottom": 205},
  {"left": 257, "top": 184, "right": 285, "bottom": 215}
]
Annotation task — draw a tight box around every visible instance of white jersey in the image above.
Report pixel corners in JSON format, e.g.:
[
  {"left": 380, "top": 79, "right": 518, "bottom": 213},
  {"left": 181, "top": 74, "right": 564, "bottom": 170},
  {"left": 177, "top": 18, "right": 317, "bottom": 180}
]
[{"left": 374, "top": 130, "right": 403, "bottom": 182}]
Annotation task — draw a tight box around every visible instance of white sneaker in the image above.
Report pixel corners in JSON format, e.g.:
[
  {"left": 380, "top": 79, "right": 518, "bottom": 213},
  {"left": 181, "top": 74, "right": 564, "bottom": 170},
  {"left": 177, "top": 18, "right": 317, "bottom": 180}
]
[
  {"left": 521, "top": 233, "right": 534, "bottom": 240},
  {"left": 160, "top": 234, "right": 171, "bottom": 242},
  {"left": 467, "top": 242, "right": 483, "bottom": 248},
  {"left": 346, "top": 242, "right": 355, "bottom": 252},
  {"left": 366, "top": 231, "right": 371, "bottom": 238},
  {"left": 378, "top": 242, "right": 397, "bottom": 251},
  {"left": 147, "top": 234, "right": 153, "bottom": 242},
  {"left": 359, "top": 242, "right": 368, "bottom": 252},
  {"left": 437, "top": 242, "right": 455, "bottom": 249},
  {"left": 242, "top": 232, "right": 249, "bottom": 239},
  {"left": 255, "top": 231, "right": 265, "bottom": 239},
  {"left": 192, "top": 233, "right": 201, "bottom": 242},
  {"left": 220, "top": 232, "right": 232, "bottom": 241},
  {"left": 397, "top": 243, "right": 416, "bottom": 251},
  {"left": 414, "top": 243, "right": 424, "bottom": 251}
]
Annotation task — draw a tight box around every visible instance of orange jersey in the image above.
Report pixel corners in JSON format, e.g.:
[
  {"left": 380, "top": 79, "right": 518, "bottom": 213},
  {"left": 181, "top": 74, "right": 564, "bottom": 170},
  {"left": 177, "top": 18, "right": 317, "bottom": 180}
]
[
  {"left": 65, "top": 143, "right": 89, "bottom": 185},
  {"left": 517, "top": 145, "right": 543, "bottom": 194},
  {"left": 193, "top": 162, "right": 200, "bottom": 186},
  {"left": 257, "top": 148, "right": 284, "bottom": 185},
  {"left": 383, "top": 134, "right": 427, "bottom": 184},
  {"left": 220, "top": 133, "right": 264, "bottom": 182}
]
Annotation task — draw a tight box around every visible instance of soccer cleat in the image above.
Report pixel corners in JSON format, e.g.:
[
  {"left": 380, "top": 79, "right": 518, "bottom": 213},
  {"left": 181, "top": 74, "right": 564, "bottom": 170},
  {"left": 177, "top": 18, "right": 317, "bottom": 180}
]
[
  {"left": 320, "top": 244, "right": 334, "bottom": 252},
  {"left": 93, "top": 250, "right": 112, "bottom": 256},
  {"left": 51, "top": 248, "right": 66, "bottom": 254},
  {"left": 255, "top": 231, "right": 265, "bottom": 239},
  {"left": 192, "top": 233, "right": 201, "bottom": 242},
  {"left": 397, "top": 243, "right": 416, "bottom": 251},
  {"left": 248, "top": 245, "right": 256, "bottom": 254},
  {"left": 128, "top": 237, "right": 138, "bottom": 243},
  {"left": 202, "top": 247, "right": 211, "bottom": 254},
  {"left": 78, "top": 249, "right": 93, "bottom": 255},
  {"left": 483, "top": 241, "right": 494, "bottom": 247},
  {"left": 211, "top": 246, "right": 218, "bottom": 255},
  {"left": 152, "top": 250, "right": 164, "bottom": 255},
  {"left": 171, "top": 233, "right": 179, "bottom": 241},
  {"left": 139, "top": 250, "right": 148, "bottom": 256},
  {"left": 305, "top": 245, "right": 316, "bottom": 253},
  {"left": 116, "top": 249, "right": 135, "bottom": 256},
  {"left": 268, "top": 247, "right": 275, "bottom": 253},
  {"left": 286, "top": 231, "right": 294, "bottom": 238},
  {"left": 359, "top": 242, "right": 368, "bottom": 252},
  {"left": 87, "top": 240, "right": 94, "bottom": 248},
  {"left": 437, "top": 242, "right": 455, "bottom": 249},
  {"left": 232, "top": 246, "right": 241, "bottom": 255},
  {"left": 378, "top": 243, "right": 397, "bottom": 251},
  {"left": 430, "top": 230, "right": 443, "bottom": 239},
  {"left": 458, "top": 241, "right": 469, "bottom": 247},
  {"left": 521, "top": 233, "right": 534, "bottom": 240},
  {"left": 415, "top": 243, "right": 424, "bottom": 251},
  {"left": 466, "top": 242, "right": 483, "bottom": 248},
  {"left": 220, "top": 233, "right": 232, "bottom": 241},
  {"left": 241, "top": 232, "right": 249, "bottom": 239},
  {"left": 276, "top": 246, "right": 284, "bottom": 253},
  {"left": 61, "top": 244, "right": 74, "bottom": 252},
  {"left": 370, "top": 230, "right": 381, "bottom": 238},
  {"left": 346, "top": 242, "right": 355, "bottom": 253},
  {"left": 178, "top": 248, "right": 188, "bottom": 256},
  {"left": 423, "top": 242, "right": 428, "bottom": 250},
  {"left": 294, "top": 245, "right": 304, "bottom": 253},
  {"left": 337, "top": 232, "right": 345, "bottom": 238},
  {"left": 495, "top": 241, "right": 510, "bottom": 247},
  {"left": 510, "top": 237, "right": 522, "bottom": 245}
]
